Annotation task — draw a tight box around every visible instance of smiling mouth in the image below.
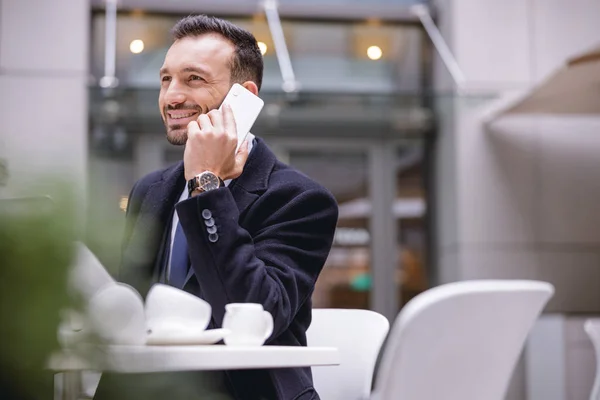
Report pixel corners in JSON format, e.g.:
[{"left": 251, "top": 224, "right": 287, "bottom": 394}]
[{"left": 168, "top": 111, "right": 199, "bottom": 120}]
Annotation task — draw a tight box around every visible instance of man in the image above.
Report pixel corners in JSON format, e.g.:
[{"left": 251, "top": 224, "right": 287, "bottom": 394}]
[{"left": 94, "top": 15, "right": 338, "bottom": 400}]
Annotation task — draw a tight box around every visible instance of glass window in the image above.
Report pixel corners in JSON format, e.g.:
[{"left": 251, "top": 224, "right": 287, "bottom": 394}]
[
  {"left": 90, "top": 13, "right": 423, "bottom": 94},
  {"left": 288, "top": 149, "right": 371, "bottom": 309}
]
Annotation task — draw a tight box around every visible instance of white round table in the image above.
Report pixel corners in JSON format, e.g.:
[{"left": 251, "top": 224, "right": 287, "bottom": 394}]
[
  {"left": 50, "top": 344, "right": 339, "bottom": 400},
  {"left": 50, "top": 344, "right": 340, "bottom": 373}
]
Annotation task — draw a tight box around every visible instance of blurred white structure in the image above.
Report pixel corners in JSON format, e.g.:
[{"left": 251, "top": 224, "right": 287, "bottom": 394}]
[
  {"left": 494, "top": 47, "right": 600, "bottom": 116},
  {"left": 307, "top": 309, "right": 389, "bottom": 400},
  {"left": 584, "top": 319, "right": 600, "bottom": 400},
  {"left": 0, "top": 0, "right": 89, "bottom": 208},
  {"left": 372, "top": 280, "right": 554, "bottom": 400}
]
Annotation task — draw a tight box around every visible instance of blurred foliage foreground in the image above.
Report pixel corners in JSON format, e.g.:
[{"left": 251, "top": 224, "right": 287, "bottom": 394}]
[{"left": 0, "top": 196, "right": 76, "bottom": 399}]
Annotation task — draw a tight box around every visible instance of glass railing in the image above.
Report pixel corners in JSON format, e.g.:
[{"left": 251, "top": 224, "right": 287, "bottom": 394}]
[
  {"left": 90, "top": 86, "right": 499, "bottom": 127},
  {"left": 87, "top": 86, "right": 500, "bottom": 163},
  {"left": 124, "top": 53, "right": 420, "bottom": 94},
  {"left": 89, "top": 87, "right": 436, "bottom": 136}
]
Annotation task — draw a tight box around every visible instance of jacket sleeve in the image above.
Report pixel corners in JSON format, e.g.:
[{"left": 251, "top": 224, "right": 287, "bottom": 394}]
[{"left": 175, "top": 185, "right": 338, "bottom": 341}]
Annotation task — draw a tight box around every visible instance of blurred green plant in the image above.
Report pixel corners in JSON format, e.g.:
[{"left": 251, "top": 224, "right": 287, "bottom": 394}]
[{"left": 0, "top": 190, "right": 77, "bottom": 399}]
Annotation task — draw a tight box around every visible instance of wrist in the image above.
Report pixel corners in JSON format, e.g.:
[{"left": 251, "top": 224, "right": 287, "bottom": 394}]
[
  {"left": 186, "top": 169, "right": 223, "bottom": 182},
  {"left": 187, "top": 171, "right": 225, "bottom": 196}
]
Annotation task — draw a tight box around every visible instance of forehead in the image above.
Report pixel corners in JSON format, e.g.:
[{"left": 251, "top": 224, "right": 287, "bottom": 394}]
[{"left": 162, "top": 34, "right": 235, "bottom": 75}]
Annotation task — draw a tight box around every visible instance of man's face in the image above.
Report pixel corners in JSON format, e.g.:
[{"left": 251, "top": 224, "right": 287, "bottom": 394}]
[{"left": 159, "top": 34, "right": 235, "bottom": 145}]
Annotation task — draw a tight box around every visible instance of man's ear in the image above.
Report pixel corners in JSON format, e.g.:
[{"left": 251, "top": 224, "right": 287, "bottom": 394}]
[{"left": 241, "top": 81, "right": 259, "bottom": 96}]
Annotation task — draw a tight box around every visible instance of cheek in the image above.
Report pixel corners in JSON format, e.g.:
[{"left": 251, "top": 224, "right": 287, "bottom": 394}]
[
  {"left": 158, "top": 94, "right": 165, "bottom": 114},
  {"left": 192, "top": 89, "right": 217, "bottom": 107}
]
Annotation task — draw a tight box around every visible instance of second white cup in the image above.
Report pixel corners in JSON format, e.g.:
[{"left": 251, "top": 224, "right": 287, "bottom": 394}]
[{"left": 222, "top": 303, "right": 273, "bottom": 346}]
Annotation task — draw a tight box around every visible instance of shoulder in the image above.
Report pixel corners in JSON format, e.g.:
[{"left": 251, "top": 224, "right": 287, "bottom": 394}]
[
  {"left": 131, "top": 170, "right": 162, "bottom": 196},
  {"left": 270, "top": 161, "right": 330, "bottom": 194},
  {"left": 263, "top": 160, "right": 338, "bottom": 215},
  {"left": 126, "top": 162, "right": 182, "bottom": 217},
  {"left": 129, "top": 162, "right": 180, "bottom": 200}
]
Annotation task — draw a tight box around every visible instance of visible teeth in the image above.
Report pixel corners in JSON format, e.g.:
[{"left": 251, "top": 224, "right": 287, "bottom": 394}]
[{"left": 170, "top": 113, "right": 195, "bottom": 119}]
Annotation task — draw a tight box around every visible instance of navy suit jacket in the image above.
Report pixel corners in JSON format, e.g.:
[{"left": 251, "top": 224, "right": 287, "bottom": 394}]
[{"left": 95, "top": 138, "right": 338, "bottom": 400}]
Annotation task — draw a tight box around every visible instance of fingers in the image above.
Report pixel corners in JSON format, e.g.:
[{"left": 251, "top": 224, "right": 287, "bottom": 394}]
[
  {"left": 207, "top": 109, "right": 223, "bottom": 131},
  {"left": 197, "top": 114, "right": 212, "bottom": 131},
  {"left": 198, "top": 108, "right": 235, "bottom": 140},
  {"left": 222, "top": 104, "right": 238, "bottom": 140},
  {"left": 187, "top": 120, "right": 201, "bottom": 137}
]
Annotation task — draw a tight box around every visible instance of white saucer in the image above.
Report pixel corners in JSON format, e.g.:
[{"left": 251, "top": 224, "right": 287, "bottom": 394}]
[{"left": 146, "top": 328, "right": 231, "bottom": 346}]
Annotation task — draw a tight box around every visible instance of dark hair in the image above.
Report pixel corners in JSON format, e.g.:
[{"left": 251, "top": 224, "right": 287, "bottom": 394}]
[{"left": 172, "top": 15, "right": 264, "bottom": 91}]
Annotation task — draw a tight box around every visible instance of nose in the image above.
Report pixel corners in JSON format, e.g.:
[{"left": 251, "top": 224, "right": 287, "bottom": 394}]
[{"left": 164, "top": 80, "right": 186, "bottom": 106}]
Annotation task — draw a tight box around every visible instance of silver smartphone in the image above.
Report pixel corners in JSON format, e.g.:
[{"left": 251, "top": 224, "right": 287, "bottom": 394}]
[{"left": 219, "top": 83, "right": 265, "bottom": 151}]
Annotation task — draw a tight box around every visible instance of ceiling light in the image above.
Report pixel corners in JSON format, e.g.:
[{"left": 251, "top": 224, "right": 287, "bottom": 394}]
[
  {"left": 257, "top": 41, "right": 268, "bottom": 56},
  {"left": 129, "top": 39, "right": 145, "bottom": 54},
  {"left": 367, "top": 45, "right": 382, "bottom": 60}
]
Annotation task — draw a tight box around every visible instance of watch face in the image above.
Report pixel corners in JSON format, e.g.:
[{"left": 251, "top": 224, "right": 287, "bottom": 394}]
[{"left": 199, "top": 172, "right": 220, "bottom": 191}]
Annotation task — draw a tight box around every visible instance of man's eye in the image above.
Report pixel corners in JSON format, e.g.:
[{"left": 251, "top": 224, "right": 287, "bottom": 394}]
[
  {"left": 189, "top": 75, "right": 204, "bottom": 81},
  {"left": 161, "top": 76, "right": 171, "bottom": 83}
]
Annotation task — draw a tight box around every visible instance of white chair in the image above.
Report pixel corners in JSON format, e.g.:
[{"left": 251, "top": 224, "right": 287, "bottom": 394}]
[
  {"left": 307, "top": 308, "right": 390, "bottom": 400},
  {"left": 371, "top": 280, "right": 554, "bottom": 400},
  {"left": 584, "top": 318, "right": 600, "bottom": 400}
]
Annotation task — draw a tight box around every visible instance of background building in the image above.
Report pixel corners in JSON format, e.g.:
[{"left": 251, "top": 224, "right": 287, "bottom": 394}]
[{"left": 0, "top": 0, "right": 598, "bottom": 399}]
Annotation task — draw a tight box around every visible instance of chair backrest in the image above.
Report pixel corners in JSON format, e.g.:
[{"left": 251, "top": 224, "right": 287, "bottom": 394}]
[
  {"left": 307, "top": 308, "right": 389, "bottom": 400},
  {"left": 371, "top": 280, "right": 554, "bottom": 400},
  {"left": 584, "top": 318, "right": 600, "bottom": 400}
]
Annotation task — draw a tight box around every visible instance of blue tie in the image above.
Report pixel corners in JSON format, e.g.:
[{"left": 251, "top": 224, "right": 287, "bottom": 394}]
[{"left": 170, "top": 221, "right": 190, "bottom": 288}]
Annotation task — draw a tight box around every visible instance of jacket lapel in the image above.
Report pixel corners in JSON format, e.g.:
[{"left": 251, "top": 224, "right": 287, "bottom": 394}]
[
  {"left": 135, "top": 162, "right": 185, "bottom": 241},
  {"left": 228, "top": 137, "right": 276, "bottom": 216},
  {"left": 123, "top": 162, "right": 185, "bottom": 296}
]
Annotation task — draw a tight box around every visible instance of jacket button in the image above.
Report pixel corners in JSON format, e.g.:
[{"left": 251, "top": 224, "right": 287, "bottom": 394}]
[
  {"left": 204, "top": 218, "right": 215, "bottom": 227},
  {"left": 207, "top": 225, "right": 217, "bottom": 234},
  {"left": 202, "top": 209, "right": 212, "bottom": 220},
  {"left": 208, "top": 233, "right": 219, "bottom": 243}
]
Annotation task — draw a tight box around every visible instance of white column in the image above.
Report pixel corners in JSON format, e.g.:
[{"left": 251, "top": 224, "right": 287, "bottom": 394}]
[{"left": 0, "top": 0, "right": 89, "bottom": 207}]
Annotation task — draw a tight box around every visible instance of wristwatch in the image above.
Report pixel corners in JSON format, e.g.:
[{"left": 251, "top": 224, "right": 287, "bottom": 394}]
[{"left": 188, "top": 171, "right": 225, "bottom": 196}]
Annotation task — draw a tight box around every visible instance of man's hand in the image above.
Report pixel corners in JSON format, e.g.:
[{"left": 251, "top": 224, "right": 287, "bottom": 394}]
[{"left": 184, "top": 104, "right": 250, "bottom": 182}]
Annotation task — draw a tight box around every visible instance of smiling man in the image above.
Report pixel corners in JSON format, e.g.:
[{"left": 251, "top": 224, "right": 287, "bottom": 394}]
[{"left": 93, "top": 15, "right": 338, "bottom": 400}]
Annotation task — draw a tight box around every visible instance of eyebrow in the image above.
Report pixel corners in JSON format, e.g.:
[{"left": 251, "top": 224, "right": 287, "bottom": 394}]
[{"left": 159, "top": 65, "right": 212, "bottom": 77}]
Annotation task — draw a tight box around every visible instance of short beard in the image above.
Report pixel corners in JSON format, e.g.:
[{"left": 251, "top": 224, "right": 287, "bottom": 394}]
[
  {"left": 165, "top": 124, "right": 188, "bottom": 146},
  {"left": 163, "top": 102, "right": 203, "bottom": 146}
]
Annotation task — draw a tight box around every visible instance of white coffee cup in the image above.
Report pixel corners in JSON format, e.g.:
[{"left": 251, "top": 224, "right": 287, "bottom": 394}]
[
  {"left": 87, "top": 282, "right": 146, "bottom": 345},
  {"left": 222, "top": 303, "right": 273, "bottom": 346},
  {"left": 145, "top": 284, "right": 212, "bottom": 333}
]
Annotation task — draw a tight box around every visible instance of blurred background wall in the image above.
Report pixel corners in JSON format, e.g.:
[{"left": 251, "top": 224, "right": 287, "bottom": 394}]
[
  {"left": 433, "top": 0, "right": 600, "bottom": 399},
  {"left": 0, "top": 0, "right": 89, "bottom": 212}
]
